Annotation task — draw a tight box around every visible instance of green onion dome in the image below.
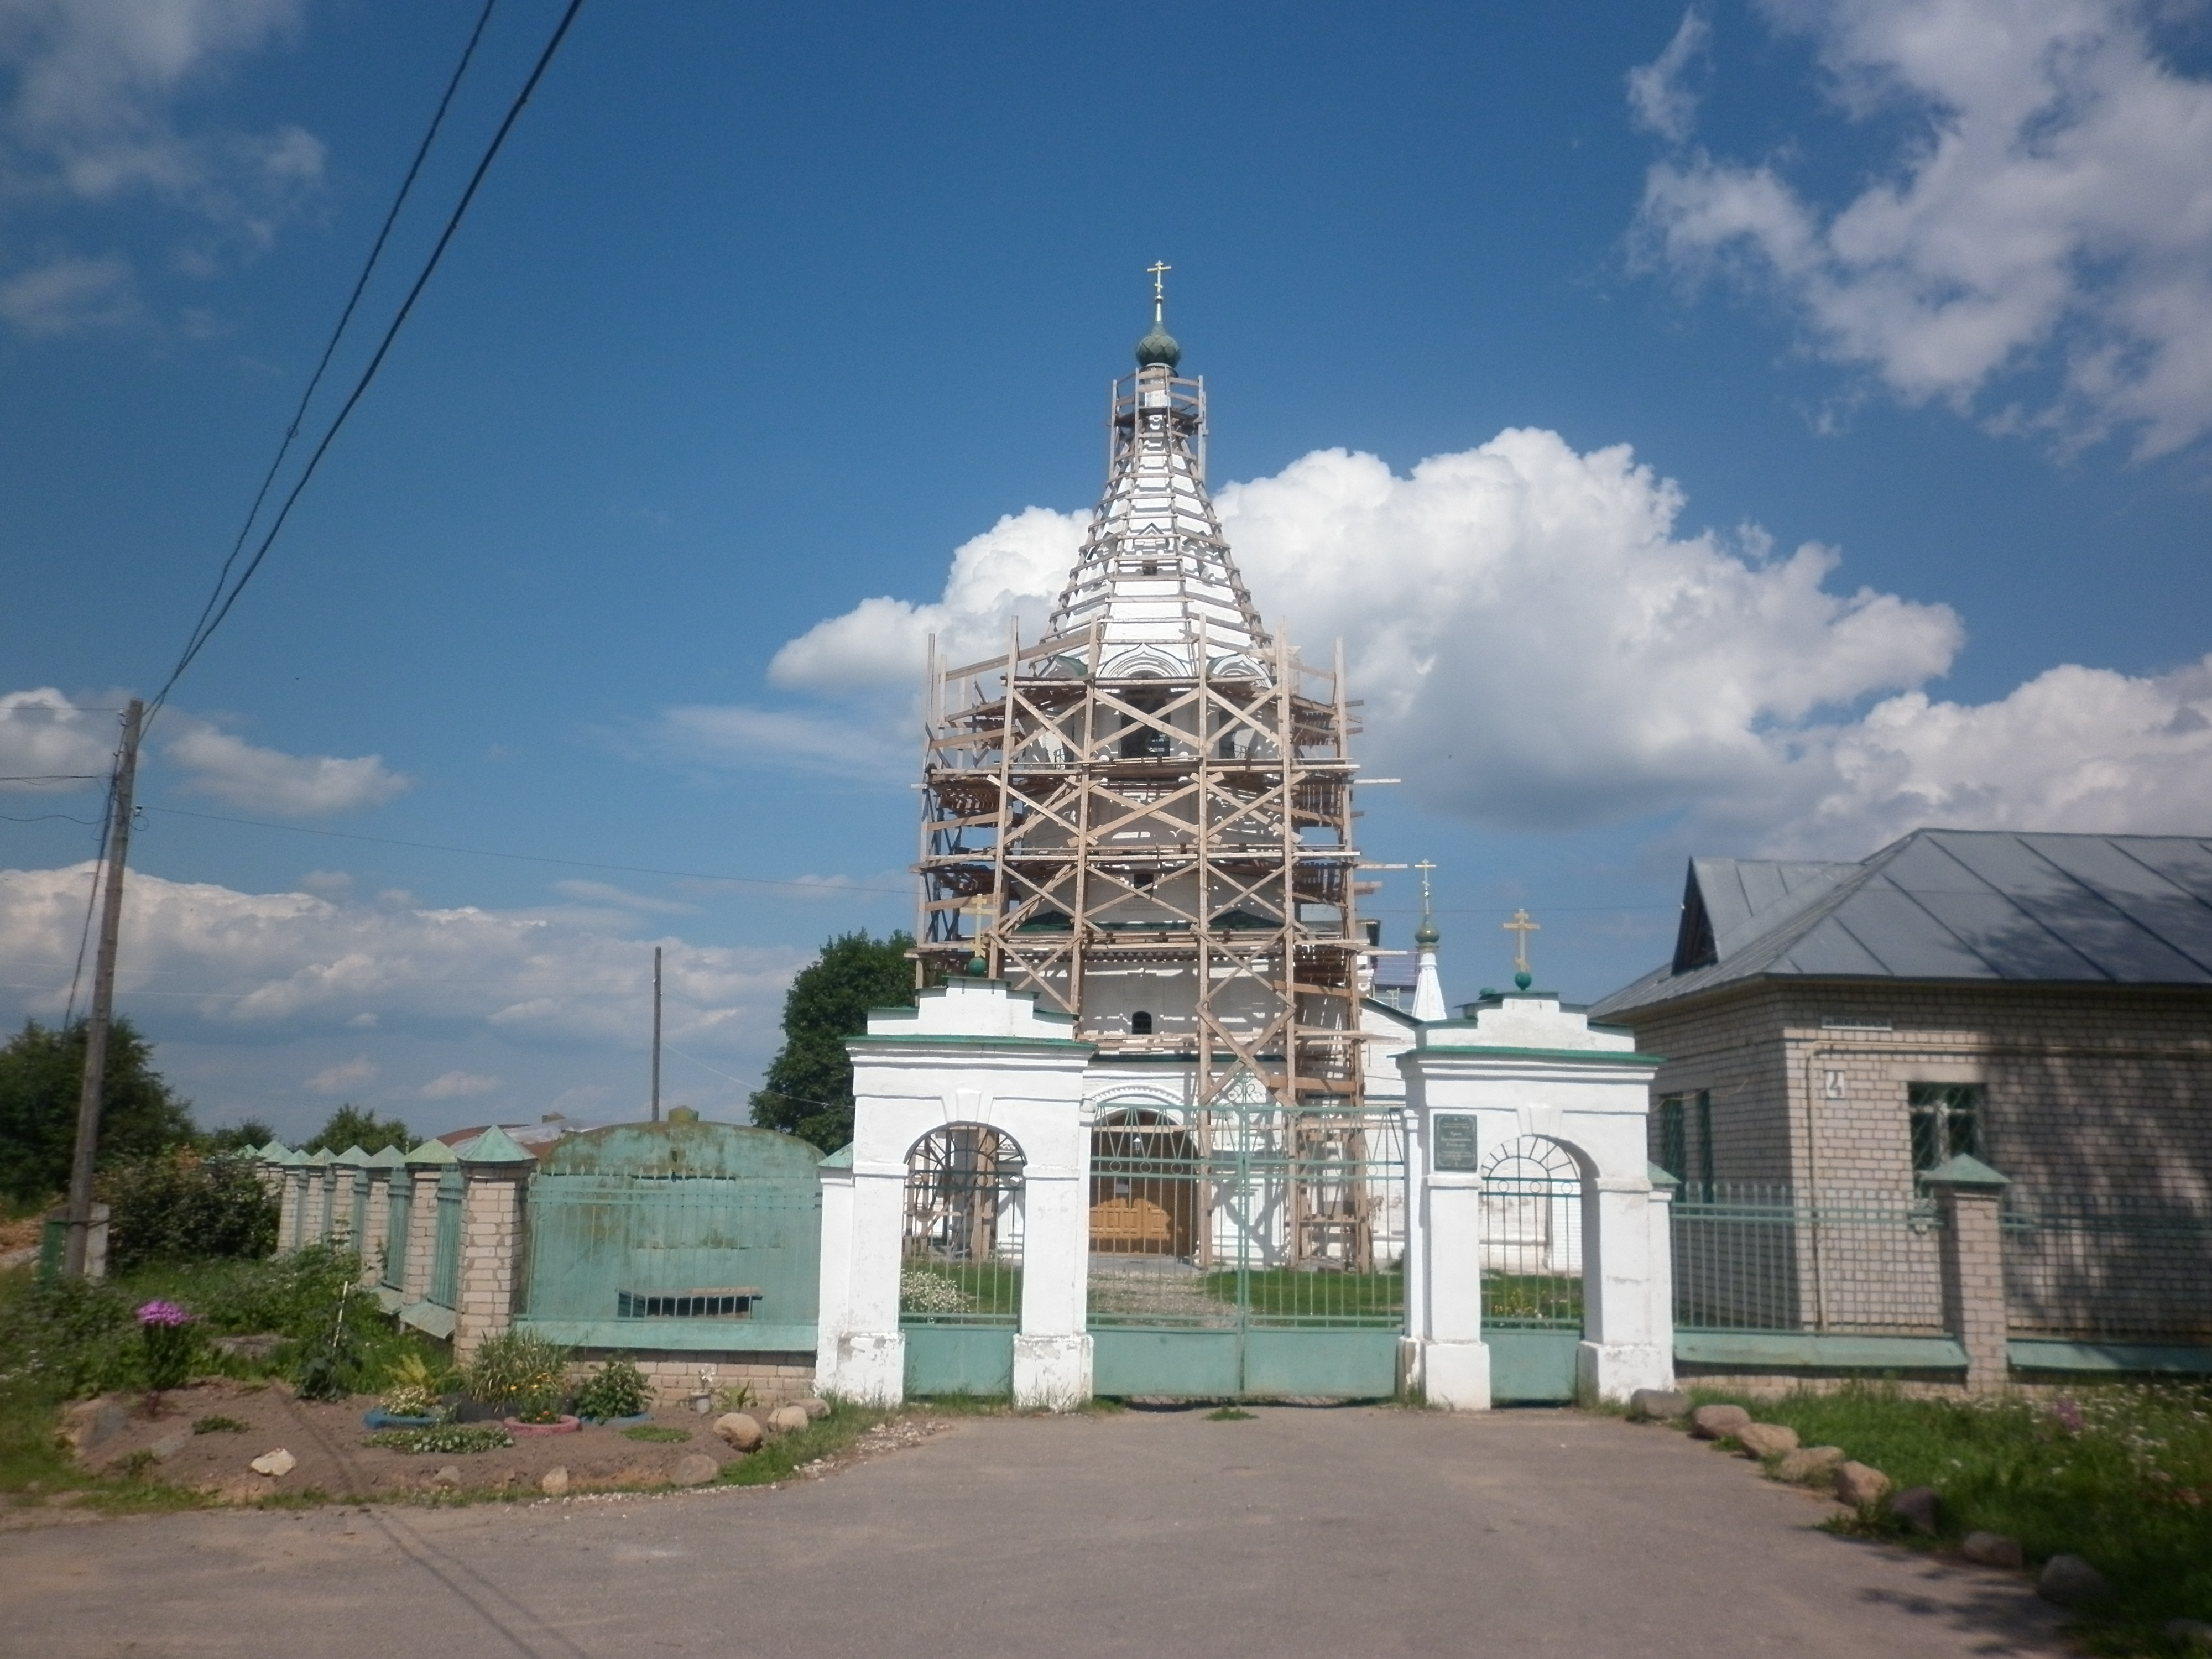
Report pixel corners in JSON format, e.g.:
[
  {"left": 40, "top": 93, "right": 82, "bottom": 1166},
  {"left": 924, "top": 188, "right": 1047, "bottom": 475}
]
[
  {"left": 1135, "top": 322, "right": 1181, "bottom": 370},
  {"left": 1415, "top": 917, "right": 1441, "bottom": 948}
]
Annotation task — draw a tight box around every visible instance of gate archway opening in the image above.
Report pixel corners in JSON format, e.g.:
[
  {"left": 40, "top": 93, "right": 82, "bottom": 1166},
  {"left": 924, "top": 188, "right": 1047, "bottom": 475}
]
[
  {"left": 900, "top": 1124, "right": 1025, "bottom": 1396},
  {"left": 1090, "top": 1104, "right": 1199, "bottom": 1259},
  {"left": 1479, "top": 1135, "right": 1587, "bottom": 1403}
]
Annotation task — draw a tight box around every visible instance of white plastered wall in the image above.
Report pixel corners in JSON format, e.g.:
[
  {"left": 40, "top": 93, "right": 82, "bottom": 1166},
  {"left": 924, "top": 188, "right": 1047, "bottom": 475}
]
[
  {"left": 813, "top": 979, "right": 1098, "bottom": 1410},
  {"left": 1398, "top": 992, "right": 1673, "bottom": 1409}
]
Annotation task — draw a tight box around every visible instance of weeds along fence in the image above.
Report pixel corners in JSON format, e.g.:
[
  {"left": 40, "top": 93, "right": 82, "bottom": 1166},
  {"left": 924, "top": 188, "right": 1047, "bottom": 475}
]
[
  {"left": 2003, "top": 1193, "right": 2212, "bottom": 1344},
  {"left": 1670, "top": 1185, "right": 1948, "bottom": 1335}
]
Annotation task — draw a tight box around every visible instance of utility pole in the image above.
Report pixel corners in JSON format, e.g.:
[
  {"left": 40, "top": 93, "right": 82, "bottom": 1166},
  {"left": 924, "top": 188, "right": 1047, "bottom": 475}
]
[
  {"left": 63, "top": 697, "right": 144, "bottom": 1277},
  {"left": 650, "top": 945, "right": 662, "bottom": 1123}
]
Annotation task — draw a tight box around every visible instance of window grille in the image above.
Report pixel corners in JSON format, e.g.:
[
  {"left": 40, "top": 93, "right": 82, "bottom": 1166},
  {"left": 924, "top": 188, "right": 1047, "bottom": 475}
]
[{"left": 1908, "top": 1082, "right": 1983, "bottom": 1172}]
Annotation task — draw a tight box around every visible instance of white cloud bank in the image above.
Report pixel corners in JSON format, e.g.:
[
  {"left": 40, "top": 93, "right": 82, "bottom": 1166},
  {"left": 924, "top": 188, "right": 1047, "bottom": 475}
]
[
  {"left": 750, "top": 428, "right": 2212, "bottom": 858},
  {"left": 0, "top": 0, "right": 321, "bottom": 335},
  {"left": 0, "top": 862, "right": 806, "bottom": 1060},
  {"left": 0, "top": 689, "right": 411, "bottom": 816},
  {"left": 1632, "top": 0, "right": 2212, "bottom": 457}
]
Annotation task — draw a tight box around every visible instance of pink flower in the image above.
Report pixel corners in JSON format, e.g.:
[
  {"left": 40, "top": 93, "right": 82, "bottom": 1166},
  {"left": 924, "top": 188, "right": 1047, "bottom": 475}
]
[
  {"left": 135, "top": 1300, "right": 192, "bottom": 1327},
  {"left": 2051, "top": 1398, "right": 2084, "bottom": 1434}
]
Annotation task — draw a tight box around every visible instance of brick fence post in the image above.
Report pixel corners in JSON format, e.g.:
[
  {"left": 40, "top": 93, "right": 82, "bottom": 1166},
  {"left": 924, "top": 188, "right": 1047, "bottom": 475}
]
[
  {"left": 1926, "top": 1154, "right": 2012, "bottom": 1394},
  {"left": 453, "top": 1126, "right": 536, "bottom": 1366},
  {"left": 275, "top": 1150, "right": 306, "bottom": 1254}
]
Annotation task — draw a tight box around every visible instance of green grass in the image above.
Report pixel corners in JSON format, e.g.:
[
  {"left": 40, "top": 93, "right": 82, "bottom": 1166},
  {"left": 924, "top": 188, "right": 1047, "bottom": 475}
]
[
  {"left": 1201, "top": 1267, "right": 1403, "bottom": 1321},
  {"left": 1479, "top": 1272, "right": 1584, "bottom": 1327},
  {"left": 1206, "top": 1405, "right": 1256, "bottom": 1421},
  {"left": 1688, "top": 1383, "right": 2212, "bottom": 1650}
]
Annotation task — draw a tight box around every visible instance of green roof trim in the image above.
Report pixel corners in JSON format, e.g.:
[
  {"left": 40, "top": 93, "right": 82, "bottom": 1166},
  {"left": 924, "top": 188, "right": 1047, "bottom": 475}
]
[
  {"left": 335, "top": 1145, "right": 372, "bottom": 1165},
  {"left": 404, "top": 1138, "right": 459, "bottom": 1166},
  {"left": 460, "top": 1124, "right": 538, "bottom": 1165},
  {"left": 366, "top": 1146, "right": 408, "bottom": 1170},
  {"left": 1415, "top": 1040, "right": 1665, "bottom": 1067},
  {"left": 1647, "top": 1162, "right": 1681, "bottom": 1188},
  {"left": 817, "top": 1144, "right": 854, "bottom": 1170},
  {"left": 306, "top": 1147, "right": 335, "bottom": 1166},
  {"left": 1921, "top": 1152, "right": 2011, "bottom": 1189},
  {"left": 275, "top": 1147, "right": 310, "bottom": 1168}
]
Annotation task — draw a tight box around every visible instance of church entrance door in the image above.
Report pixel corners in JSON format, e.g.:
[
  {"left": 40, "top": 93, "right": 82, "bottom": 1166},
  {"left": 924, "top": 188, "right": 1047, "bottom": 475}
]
[
  {"left": 1087, "top": 1097, "right": 1407, "bottom": 1399},
  {"left": 1479, "top": 1138, "right": 1586, "bottom": 1403}
]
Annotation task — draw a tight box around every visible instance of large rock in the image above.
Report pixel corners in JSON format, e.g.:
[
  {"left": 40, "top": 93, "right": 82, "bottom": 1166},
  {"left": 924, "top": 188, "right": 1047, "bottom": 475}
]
[
  {"left": 1776, "top": 1446, "right": 1845, "bottom": 1486},
  {"left": 1737, "top": 1423, "right": 1800, "bottom": 1459},
  {"left": 540, "top": 1466, "right": 570, "bottom": 1498},
  {"left": 148, "top": 1432, "right": 191, "bottom": 1463},
  {"left": 713, "top": 1412, "right": 763, "bottom": 1451},
  {"left": 1889, "top": 1486, "right": 1940, "bottom": 1535},
  {"left": 767, "top": 1405, "right": 812, "bottom": 1434},
  {"left": 1689, "top": 1404, "right": 1752, "bottom": 1441},
  {"left": 1961, "top": 1531, "right": 2022, "bottom": 1568},
  {"left": 2036, "top": 1554, "right": 2109, "bottom": 1607},
  {"left": 1628, "top": 1389, "right": 1689, "bottom": 1422},
  {"left": 795, "top": 1398, "right": 832, "bottom": 1421},
  {"left": 1833, "top": 1461, "right": 1890, "bottom": 1507},
  {"left": 248, "top": 1448, "right": 296, "bottom": 1478},
  {"left": 58, "top": 1398, "right": 128, "bottom": 1455},
  {"left": 670, "top": 1454, "right": 720, "bottom": 1488}
]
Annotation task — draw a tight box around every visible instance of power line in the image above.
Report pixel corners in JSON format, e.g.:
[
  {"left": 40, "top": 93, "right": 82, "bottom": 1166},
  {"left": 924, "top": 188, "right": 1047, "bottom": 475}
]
[
  {"left": 0, "top": 775, "right": 105, "bottom": 784},
  {"left": 144, "top": 805, "right": 914, "bottom": 896},
  {"left": 150, "top": 0, "right": 589, "bottom": 713},
  {"left": 169, "top": 0, "right": 503, "bottom": 701}
]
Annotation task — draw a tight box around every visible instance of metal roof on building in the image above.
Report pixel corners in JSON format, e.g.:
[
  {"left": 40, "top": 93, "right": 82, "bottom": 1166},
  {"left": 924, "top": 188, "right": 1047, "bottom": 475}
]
[{"left": 1589, "top": 829, "right": 2212, "bottom": 1020}]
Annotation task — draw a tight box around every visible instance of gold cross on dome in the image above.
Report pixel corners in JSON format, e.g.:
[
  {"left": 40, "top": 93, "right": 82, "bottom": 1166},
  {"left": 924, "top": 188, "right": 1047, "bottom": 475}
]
[
  {"left": 1415, "top": 858, "right": 1436, "bottom": 907},
  {"left": 1147, "top": 260, "right": 1171, "bottom": 302},
  {"left": 965, "top": 890, "right": 994, "bottom": 943},
  {"left": 1503, "top": 908, "right": 1541, "bottom": 975}
]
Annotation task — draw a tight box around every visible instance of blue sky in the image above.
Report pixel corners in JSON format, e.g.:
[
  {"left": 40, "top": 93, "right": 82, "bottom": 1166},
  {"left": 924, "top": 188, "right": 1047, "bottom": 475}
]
[{"left": 3, "top": 0, "right": 2209, "bottom": 1138}]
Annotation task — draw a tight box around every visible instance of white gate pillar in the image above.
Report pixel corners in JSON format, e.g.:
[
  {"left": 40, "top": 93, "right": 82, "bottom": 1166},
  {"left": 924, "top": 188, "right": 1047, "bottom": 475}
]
[
  {"left": 815, "top": 978, "right": 1097, "bottom": 1410},
  {"left": 1399, "top": 989, "right": 1670, "bottom": 1409}
]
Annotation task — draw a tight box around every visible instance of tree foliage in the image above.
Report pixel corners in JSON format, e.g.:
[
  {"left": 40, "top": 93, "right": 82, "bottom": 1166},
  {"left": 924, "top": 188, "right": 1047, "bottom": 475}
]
[
  {"left": 200, "top": 1119, "right": 275, "bottom": 1154},
  {"left": 750, "top": 931, "right": 915, "bottom": 1150},
  {"left": 99, "top": 1149, "right": 279, "bottom": 1272},
  {"left": 300, "top": 1105, "right": 414, "bottom": 1154},
  {"left": 0, "top": 1018, "right": 196, "bottom": 1204}
]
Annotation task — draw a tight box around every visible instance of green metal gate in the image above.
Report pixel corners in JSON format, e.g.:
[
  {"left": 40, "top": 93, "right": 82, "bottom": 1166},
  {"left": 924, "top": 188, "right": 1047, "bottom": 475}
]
[
  {"left": 900, "top": 1124, "right": 1022, "bottom": 1395},
  {"left": 1480, "top": 1138, "right": 1585, "bottom": 1403},
  {"left": 1087, "top": 1095, "right": 1406, "bottom": 1400}
]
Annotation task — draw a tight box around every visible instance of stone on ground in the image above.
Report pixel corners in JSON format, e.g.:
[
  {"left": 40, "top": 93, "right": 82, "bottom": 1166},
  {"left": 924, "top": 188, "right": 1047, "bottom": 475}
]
[
  {"left": 208, "top": 1334, "right": 285, "bottom": 1361},
  {"left": 1688, "top": 1404, "right": 1751, "bottom": 1441},
  {"left": 713, "top": 1412, "right": 763, "bottom": 1451},
  {"left": 148, "top": 1432, "right": 191, "bottom": 1462},
  {"left": 58, "top": 1398, "right": 127, "bottom": 1455},
  {"left": 1736, "top": 1423, "right": 1799, "bottom": 1459},
  {"left": 1961, "top": 1531, "right": 2022, "bottom": 1568},
  {"left": 768, "top": 1405, "right": 812, "bottom": 1434},
  {"left": 1888, "top": 1486, "right": 1939, "bottom": 1535},
  {"left": 1776, "top": 1446, "right": 1844, "bottom": 1486},
  {"left": 2163, "top": 1618, "right": 2212, "bottom": 1649},
  {"left": 540, "top": 1466, "right": 570, "bottom": 1497},
  {"left": 1833, "top": 1461, "right": 1890, "bottom": 1507},
  {"left": 2036, "top": 1554, "right": 2109, "bottom": 1607},
  {"left": 430, "top": 1464, "right": 464, "bottom": 1489},
  {"left": 670, "top": 1453, "right": 719, "bottom": 1487},
  {"left": 1627, "top": 1389, "right": 1688, "bottom": 1422},
  {"left": 212, "top": 1476, "right": 264, "bottom": 1505},
  {"left": 248, "top": 1448, "right": 295, "bottom": 1478},
  {"left": 796, "top": 1398, "right": 832, "bottom": 1421}
]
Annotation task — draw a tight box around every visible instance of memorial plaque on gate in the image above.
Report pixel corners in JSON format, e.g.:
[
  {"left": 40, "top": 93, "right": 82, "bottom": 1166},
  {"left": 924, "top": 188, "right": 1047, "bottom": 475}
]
[{"left": 1432, "top": 1114, "right": 1478, "bottom": 1172}]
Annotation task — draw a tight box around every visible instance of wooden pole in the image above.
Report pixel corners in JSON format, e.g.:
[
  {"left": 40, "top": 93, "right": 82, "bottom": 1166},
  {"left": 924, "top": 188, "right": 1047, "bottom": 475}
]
[
  {"left": 62, "top": 697, "right": 143, "bottom": 1278},
  {"left": 651, "top": 945, "right": 662, "bottom": 1123}
]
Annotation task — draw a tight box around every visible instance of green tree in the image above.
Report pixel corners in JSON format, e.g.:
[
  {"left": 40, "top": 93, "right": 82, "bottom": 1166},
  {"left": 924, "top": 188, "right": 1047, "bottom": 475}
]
[
  {"left": 0, "top": 1017, "right": 196, "bottom": 1205},
  {"left": 301, "top": 1105, "right": 414, "bottom": 1154},
  {"left": 199, "top": 1118, "right": 275, "bottom": 1154},
  {"left": 750, "top": 931, "right": 915, "bottom": 1150}
]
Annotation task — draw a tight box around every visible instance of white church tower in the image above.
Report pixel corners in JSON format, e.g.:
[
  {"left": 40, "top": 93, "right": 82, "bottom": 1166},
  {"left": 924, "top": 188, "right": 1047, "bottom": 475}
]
[{"left": 914, "top": 269, "right": 1370, "bottom": 1115}]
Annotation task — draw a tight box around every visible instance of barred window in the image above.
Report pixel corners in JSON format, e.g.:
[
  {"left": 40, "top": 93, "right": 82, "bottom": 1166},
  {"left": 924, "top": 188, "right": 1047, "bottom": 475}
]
[
  {"left": 1694, "top": 1089, "right": 1715, "bottom": 1199},
  {"left": 1908, "top": 1083, "right": 1984, "bottom": 1171},
  {"left": 1658, "top": 1096, "right": 1686, "bottom": 1182}
]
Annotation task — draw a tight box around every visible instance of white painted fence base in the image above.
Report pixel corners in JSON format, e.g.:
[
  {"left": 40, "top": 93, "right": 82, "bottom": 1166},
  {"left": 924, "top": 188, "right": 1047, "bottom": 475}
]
[
  {"left": 1413, "top": 1338, "right": 1494, "bottom": 1410},
  {"left": 1013, "top": 1334, "right": 1093, "bottom": 1411},
  {"left": 823, "top": 1331, "right": 906, "bottom": 1406}
]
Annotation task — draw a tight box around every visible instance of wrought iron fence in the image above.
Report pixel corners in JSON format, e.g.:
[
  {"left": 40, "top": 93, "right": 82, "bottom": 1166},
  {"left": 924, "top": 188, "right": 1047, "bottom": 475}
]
[
  {"left": 521, "top": 1170, "right": 822, "bottom": 1327},
  {"left": 1480, "top": 1168, "right": 1584, "bottom": 1331},
  {"left": 382, "top": 1178, "right": 412, "bottom": 1293},
  {"left": 901, "top": 1124, "right": 1026, "bottom": 1326},
  {"left": 1671, "top": 1184, "right": 1947, "bottom": 1334},
  {"left": 2003, "top": 1193, "right": 2212, "bottom": 1344},
  {"left": 427, "top": 1166, "right": 464, "bottom": 1311},
  {"left": 1084, "top": 1102, "right": 1407, "bottom": 1330}
]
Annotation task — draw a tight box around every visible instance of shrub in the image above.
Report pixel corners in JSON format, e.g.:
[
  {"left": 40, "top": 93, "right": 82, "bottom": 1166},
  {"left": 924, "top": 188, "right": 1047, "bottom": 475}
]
[
  {"left": 900, "top": 1269, "right": 972, "bottom": 1314},
  {"left": 0, "top": 1273, "right": 138, "bottom": 1397},
  {"left": 367, "top": 1424, "right": 513, "bottom": 1454},
  {"left": 574, "top": 1357, "right": 650, "bottom": 1421},
  {"left": 100, "top": 1150, "right": 277, "bottom": 1272},
  {"left": 462, "top": 1331, "right": 571, "bottom": 1421}
]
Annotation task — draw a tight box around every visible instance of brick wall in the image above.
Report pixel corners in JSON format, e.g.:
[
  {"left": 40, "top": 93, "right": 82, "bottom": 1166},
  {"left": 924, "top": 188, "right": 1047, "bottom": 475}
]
[{"left": 570, "top": 1352, "right": 816, "bottom": 1409}]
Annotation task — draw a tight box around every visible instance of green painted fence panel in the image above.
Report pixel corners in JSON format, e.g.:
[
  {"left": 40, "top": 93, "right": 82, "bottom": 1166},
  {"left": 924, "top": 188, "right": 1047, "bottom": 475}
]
[
  {"left": 1093, "top": 1329, "right": 1243, "bottom": 1397},
  {"left": 429, "top": 1167, "right": 464, "bottom": 1310},
  {"left": 1486, "top": 1329, "right": 1582, "bottom": 1404},
  {"left": 904, "top": 1326, "right": 1014, "bottom": 1396},
  {"left": 1242, "top": 1328, "right": 1399, "bottom": 1398}
]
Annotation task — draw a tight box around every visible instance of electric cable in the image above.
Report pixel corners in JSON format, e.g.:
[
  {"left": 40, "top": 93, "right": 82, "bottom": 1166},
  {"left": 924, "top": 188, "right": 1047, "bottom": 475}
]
[
  {"left": 169, "top": 0, "right": 503, "bottom": 695},
  {"left": 150, "top": 0, "right": 589, "bottom": 715}
]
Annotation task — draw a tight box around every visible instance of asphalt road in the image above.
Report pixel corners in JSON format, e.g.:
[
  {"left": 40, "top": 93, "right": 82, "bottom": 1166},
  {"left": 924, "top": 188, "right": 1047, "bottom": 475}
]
[{"left": 0, "top": 1405, "right": 2071, "bottom": 1658}]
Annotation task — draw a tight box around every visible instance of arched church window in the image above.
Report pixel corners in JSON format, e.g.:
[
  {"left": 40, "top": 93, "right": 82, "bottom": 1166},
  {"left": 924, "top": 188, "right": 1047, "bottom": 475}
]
[{"left": 1130, "top": 1010, "right": 1154, "bottom": 1035}]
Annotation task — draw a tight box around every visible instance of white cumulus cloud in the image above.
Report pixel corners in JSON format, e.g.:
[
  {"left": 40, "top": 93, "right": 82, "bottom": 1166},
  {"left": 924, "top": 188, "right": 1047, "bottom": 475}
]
[
  {"left": 1627, "top": 9, "right": 1709, "bottom": 143},
  {"left": 1632, "top": 0, "right": 2212, "bottom": 457},
  {"left": 419, "top": 1070, "right": 499, "bottom": 1101},
  {"left": 0, "top": 686, "right": 118, "bottom": 787},
  {"left": 306, "top": 1053, "right": 375, "bottom": 1095},
  {"left": 757, "top": 428, "right": 2212, "bottom": 856},
  {"left": 163, "top": 722, "right": 411, "bottom": 815}
]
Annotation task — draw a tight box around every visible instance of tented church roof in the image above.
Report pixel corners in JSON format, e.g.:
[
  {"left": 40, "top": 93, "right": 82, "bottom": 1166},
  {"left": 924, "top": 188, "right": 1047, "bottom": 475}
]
[{"left": 1589, "top": 829, "right": 2212, "bottom": 1019}]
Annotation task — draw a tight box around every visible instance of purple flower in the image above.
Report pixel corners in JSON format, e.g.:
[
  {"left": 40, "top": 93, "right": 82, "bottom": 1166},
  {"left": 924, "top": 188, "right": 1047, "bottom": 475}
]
[
  {"left": 2052, "top": 1397, "right": 2084, "bottom": 1434},
  {"left": 135, "top": 1300, "right": 193, "bottom": 1328}
]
